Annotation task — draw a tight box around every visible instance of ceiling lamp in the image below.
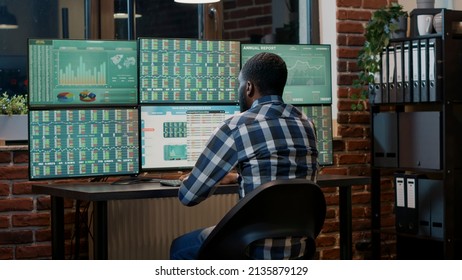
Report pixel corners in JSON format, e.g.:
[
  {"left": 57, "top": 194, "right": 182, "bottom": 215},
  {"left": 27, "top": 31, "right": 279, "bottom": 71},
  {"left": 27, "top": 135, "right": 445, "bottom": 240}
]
[
  {"left": 114, "top": 0, "right": 142, "bottom": 19},
  {"left": 174, "top": 0, "right": 220, "bottom": 3},
  {"left": 0, "top": 5, "right": 18, "bottom": 29}
]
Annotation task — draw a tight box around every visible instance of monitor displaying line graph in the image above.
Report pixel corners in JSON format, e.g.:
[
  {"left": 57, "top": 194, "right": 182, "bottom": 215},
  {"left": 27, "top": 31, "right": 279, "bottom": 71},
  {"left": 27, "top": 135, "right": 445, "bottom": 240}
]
[
  {"left": 138, "top": 38, "right": 241, "bottom": 103},
  {"left": 241, "top": 44, "right": 332, "bottom": 104},
  {"left": 28, "top": 39, "right": 138, "bottom": 107}
]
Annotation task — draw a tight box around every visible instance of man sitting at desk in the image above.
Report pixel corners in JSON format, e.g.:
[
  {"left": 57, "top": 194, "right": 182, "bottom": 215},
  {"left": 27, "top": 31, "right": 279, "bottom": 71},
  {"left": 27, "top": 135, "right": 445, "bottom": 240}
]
[{"left": 170, "top": 52, "right": 319, "bottom": 260}]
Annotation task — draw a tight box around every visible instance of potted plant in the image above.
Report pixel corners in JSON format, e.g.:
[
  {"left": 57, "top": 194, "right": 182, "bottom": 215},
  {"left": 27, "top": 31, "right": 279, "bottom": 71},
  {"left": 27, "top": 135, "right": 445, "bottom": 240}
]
[
  {"left": 0, "top": 92, "right": 28, "bottom": 143},
  {"left": 352, "top": 3, "right": 408, "bottom": 110}
]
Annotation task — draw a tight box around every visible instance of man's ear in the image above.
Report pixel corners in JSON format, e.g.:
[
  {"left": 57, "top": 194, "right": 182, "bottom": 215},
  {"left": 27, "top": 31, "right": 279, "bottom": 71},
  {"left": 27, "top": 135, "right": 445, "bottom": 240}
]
[{"left": 246, "top": 80, "right": 255, "bottom": 98}]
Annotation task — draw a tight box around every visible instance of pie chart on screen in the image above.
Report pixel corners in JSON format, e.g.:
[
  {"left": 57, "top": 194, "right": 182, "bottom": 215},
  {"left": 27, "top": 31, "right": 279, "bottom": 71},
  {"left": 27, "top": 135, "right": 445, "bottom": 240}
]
[{"left": 57, "top": 92, "right": 74, "bottom": 102}]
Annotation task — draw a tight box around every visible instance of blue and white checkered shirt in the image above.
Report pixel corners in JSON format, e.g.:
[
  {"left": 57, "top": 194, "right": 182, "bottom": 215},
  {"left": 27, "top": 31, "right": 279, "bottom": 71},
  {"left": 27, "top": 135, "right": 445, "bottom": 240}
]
[{"left": 179, "top": 95, "right": 319, "bottom": 259}]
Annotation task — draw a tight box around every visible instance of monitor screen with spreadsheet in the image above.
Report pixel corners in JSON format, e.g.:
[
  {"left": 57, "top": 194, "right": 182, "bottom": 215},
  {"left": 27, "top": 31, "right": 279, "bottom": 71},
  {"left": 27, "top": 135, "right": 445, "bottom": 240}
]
[
  {"left": 296, "top": 104, "right": 333, "bottom": 166},
  {"left": 138, "top": 38, "right": 240, "bottom": 104},
  {"left": 140, "top": 104, "right": 240, "bottom": 170},
  {"left": 241, "top": 44, "right": 332, "bottom": 105},
  {"left": 28, "top": 107, "right": 139, "bottom": 180},
  {"left": 28, "top": 39, "right": 138, "bottom": 108}
]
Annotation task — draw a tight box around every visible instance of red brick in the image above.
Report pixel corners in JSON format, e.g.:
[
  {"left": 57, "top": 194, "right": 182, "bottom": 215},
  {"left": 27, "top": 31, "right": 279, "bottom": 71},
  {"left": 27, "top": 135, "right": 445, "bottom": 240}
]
[
  {"left": 12, "top": 213, "right": 50, "bottom": 227},
  {"left": 337, "top": 34, "right": 347, "bottom": 46},
  {"left": 347, "top": 35, "right": 366, "bottom": 47},
  {"left": 337, "top": 87, "right": 350, "bottom": 98},
  {"left": 333, "top": 139, "right": 346, "bottom": 152},
  {"left": 0, "top": 230, "right": 33, "bottom": 245},
  {"left": 338, "top": 153, "right": 368, "bottom": 164},
  {"left": 0, "top": 247, "right": 13, "bottom": 260},
  {"left": 316, "top": 235, "right": 337, "bottom": 247},
  {"left": 337, "top": 47, "right": 360, "bottom": 59},
  {"left": 325, "top": 208, "right": 337, "bottom": 219},
  {"left": 363, "top": 0, "right": 389, "bottom": 9},
  {"left": 0, "top": 198, "right": 33, "bottom": 212},
  {"left": 324, "top": 193, "right": 339, "bottom": 206},
  {"left": 15, "top": 244, "right": 52, "bottom": 259},
  {"left": 321, "top": 220, "right": 340, "bottom": 233},
  {"left": 0, "top": 215, "right": 9, "bottom": 228},
  {"left": 347, "top": 60, "right": 360, "bottom": 72},
  {"left": 0, "top": 166, "right": 29, "bottom": 180},
  {"left": 337, "top": 0, "right": 362, "bottom": 8},
  {"left": 347, "top": 10, "right": 372, "bottom": 21},
  {"left": 320, "top": 167, "right": 349, "bottom": 176},
  {"left": 0, "top": 152, "right": 11, "bottom": 164},
  {"left": 352, "top": 206, "right": 367, "bottom": 218},
  {"left": 349, "top": 112, "right": 370, "bottom": 124},
  {"left": 36, "top": 196, "right": 50, "bottom": 210},
  {"left": 35, "top": 229, "right": 51, "bottom": 242},
  {"left": 13, "top": 151, "right": 29, "bottom": 164},
  {"left": 0, "top": 183, "right": 9, "bottom": 196},
  {"left": 352, "top": 218, "right": 372, "bottom": 231},
  {"left": 337, "top": 22, "right": 364, "bottom": 34},
  {"left": 12, "top": 182, "right": 32, "bottom": 195},
  {"left": 337, "top": 73, "right": 357, "bottom": 85},
  {"left": 352, "top": 193, "right": 371, "bottom": 204},
  {"left": 321, "top": 248, "right": 340, "bottom": 260},
  {"left": 347, "top": 139, "right": 370, "bottom": 151}
]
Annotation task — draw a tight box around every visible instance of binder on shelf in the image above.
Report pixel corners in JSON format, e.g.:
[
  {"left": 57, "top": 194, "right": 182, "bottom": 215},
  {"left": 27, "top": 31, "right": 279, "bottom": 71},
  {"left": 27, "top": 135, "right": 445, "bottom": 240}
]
[
  {"left": 373, "top": 112, "right": 398, "bottom": 167},
  {"left": 395, "top": 174, "right": 407, "bottom": 233},
  {"left": 371, "top": 72, "right": 382, "bottom": 104},
  {"left": 387, "top": 46, "right": 397, "bottom": 103},
  {"left": 395, "top": 173, "right": 421, "bottom": 234},
  {"left": 427, "top": 38, "right": 442, "bottom": 102},
  {"left": 405, "top": 174, "right": 418, "bottom": 234},
  {"left": 428, "top": 41, "right": 436, "bottom": 102},
  {"left": 381, "top": 50, "right": 389, "bottom": 103},
  {"left": 429, "top": 179, "right": 444, "bottom": 239},
  {"left": 419, "top": 41, "right": 429, "bottom": 102},
  {"left": 394, "top": 43, "right": 404, "bottom": 103},
  {"left": 403, "top": 42, "right": 411, "bottom": 103},
  {"left": 417, "top": 178, "right": 444, "bottom": 239},
  {"left": 416, "top": 176, "right": 431, "bottom": 236},
  {"left": 412, "top": 41, "right": 420, "bottom": 103}
]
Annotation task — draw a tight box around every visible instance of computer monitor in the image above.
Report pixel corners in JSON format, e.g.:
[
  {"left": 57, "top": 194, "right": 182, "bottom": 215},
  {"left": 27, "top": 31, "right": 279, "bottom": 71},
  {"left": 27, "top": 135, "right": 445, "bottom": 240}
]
[
  {"left": 29, "top": 107, "right": 139, "bottom": 180},
  {"left": 28, "top": 39, "right": 138, "bottom": 108},
  {"left": 138, "top": 38, "right": 240, "bottom": 103},
  {"left": 241, "top": 44, "right": 332, "bottom": 105},
  {"left": 140, "top": 104, "right": 240, "bottom": 170},
  {"left": 296, "top": 104, "right": 334, "bottom": 166}
]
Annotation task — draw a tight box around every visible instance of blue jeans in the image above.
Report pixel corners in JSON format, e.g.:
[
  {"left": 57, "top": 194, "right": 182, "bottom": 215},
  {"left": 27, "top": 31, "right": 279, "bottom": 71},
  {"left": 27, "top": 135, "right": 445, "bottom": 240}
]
[{"left": 170, "top": 226, "right": 215, "bottom": 260}]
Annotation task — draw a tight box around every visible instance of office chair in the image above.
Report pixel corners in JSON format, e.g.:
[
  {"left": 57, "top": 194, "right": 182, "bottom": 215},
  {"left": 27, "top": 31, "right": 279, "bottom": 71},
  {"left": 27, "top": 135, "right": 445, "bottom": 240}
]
[{"left": 197, "top": 178, "right": 327, "bottom": 259}]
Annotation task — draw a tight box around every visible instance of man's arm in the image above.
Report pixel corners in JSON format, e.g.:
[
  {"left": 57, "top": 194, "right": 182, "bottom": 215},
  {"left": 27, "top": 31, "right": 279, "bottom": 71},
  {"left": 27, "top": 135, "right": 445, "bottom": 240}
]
[{"left": 178, "top": 123, "right": 238, "bottom": 206}]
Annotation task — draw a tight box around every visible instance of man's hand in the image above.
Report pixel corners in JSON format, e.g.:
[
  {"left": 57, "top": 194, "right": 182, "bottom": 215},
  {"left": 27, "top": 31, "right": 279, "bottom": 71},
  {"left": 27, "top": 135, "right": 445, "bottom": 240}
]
[
  {"left": 219, "top": 172, "right": 239, "bottom": 185},
  {"left": 179, "top": 173, "right": 190, "bottom": 181}
]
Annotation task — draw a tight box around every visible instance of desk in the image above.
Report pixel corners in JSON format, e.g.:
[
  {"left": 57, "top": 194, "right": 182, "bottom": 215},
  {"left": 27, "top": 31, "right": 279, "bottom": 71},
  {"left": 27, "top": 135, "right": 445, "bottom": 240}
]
[{"left": 32, "top": 174, "right": 369, "bottom": 260}]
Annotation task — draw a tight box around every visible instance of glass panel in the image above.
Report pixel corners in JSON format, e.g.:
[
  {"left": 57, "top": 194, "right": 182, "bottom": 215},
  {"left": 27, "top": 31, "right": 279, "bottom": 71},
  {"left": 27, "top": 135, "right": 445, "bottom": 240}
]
[{"left": 0, "top": 0, "right": 59, "bottom": 95}]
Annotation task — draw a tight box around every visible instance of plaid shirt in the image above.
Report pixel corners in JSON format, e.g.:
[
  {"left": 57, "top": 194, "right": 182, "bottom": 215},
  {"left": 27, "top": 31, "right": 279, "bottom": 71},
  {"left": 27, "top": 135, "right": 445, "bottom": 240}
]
[{"left": 179, "top": 95, "right": 319, "bottom": 259}]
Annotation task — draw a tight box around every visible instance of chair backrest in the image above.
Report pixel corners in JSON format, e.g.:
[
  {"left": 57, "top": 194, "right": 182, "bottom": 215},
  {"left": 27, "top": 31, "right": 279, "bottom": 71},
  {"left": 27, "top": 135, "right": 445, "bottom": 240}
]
[{"left": 197, "top": 178, "right": 326, "bottom": 260}]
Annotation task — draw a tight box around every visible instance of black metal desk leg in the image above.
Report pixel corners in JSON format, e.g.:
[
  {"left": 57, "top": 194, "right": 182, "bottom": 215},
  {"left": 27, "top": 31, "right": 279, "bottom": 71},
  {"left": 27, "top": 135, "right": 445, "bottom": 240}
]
[
  {"left": 51, "top": 196, "right": 65, "bottom": 259},
  {"left": 339, "top": 186, "right": 352, "bottom": 260},
  {"left": 93, "top": 201, "right": 108, "bottom": 259}
]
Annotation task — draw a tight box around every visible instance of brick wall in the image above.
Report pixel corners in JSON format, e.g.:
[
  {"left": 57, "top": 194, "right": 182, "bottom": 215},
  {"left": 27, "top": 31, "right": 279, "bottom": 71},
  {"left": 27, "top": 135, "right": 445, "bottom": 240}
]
[
  {"left": 223, "top": 0, "right": 273, "bottom": 42},
  {"left": 0, "top": 147, "right": 88, "bottom": 260},
  {"left": 334, "top": 0, "right": 398, "bottom": 259}
]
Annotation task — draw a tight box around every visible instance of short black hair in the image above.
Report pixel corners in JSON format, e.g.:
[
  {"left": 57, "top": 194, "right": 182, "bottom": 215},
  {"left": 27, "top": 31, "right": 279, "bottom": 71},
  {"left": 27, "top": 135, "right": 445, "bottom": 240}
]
[{"left": 240, "top": 52, "right": 288, "bottom": 96}]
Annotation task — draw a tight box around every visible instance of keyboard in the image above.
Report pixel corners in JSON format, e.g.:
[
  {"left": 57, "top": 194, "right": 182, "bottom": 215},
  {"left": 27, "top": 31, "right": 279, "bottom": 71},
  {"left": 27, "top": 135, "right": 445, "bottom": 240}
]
[{"left": 159, "top": 179, "right": 182, "bottom": 187}]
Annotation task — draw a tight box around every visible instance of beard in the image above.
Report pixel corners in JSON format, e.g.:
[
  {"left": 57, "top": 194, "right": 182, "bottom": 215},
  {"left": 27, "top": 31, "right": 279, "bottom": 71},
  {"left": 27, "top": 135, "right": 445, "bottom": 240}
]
[{"left": 239, "top": 87, "right": 249, "bottom": 112}]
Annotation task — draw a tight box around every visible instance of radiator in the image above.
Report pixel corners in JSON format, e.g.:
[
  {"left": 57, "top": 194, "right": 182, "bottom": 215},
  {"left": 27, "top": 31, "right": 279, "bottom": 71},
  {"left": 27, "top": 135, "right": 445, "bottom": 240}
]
[{"left": 105, "top": 194, "right": 238, "bottom": 259}]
